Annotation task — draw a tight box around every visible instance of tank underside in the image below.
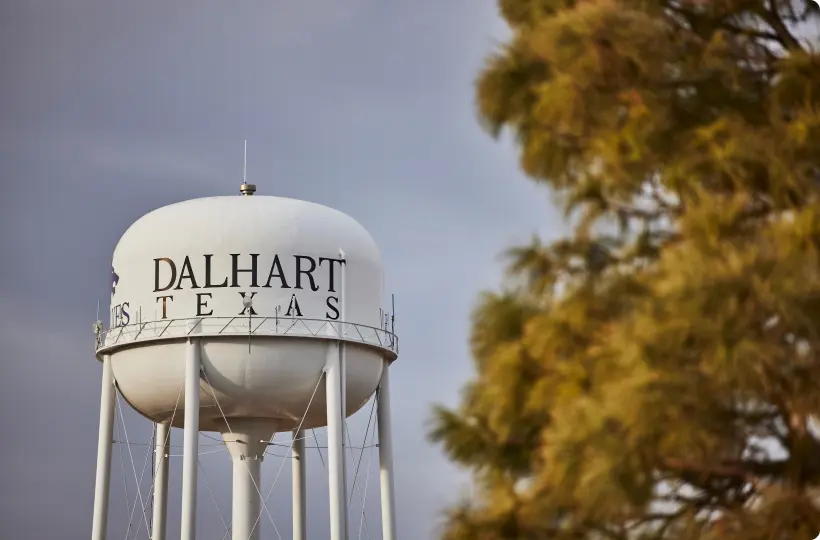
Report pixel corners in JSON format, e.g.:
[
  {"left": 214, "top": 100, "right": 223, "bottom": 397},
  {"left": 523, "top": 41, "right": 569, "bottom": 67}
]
[{"left": 107, "top": 336, "right": 385, "bottom": 432}]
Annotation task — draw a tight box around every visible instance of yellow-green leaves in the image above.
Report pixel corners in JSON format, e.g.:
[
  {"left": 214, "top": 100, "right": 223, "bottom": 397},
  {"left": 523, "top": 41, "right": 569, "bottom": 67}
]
[{"left": 432, "top": 0, "right": 820, "bottom": 538}]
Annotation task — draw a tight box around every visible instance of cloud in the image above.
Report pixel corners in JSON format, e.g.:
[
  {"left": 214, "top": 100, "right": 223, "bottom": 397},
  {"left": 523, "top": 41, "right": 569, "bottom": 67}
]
[
  {"left": 35, "top": 130, "right": 226, "bottom": 183},
  {"left": 0, "top": 1, "right": 560, "bottom": 539}
]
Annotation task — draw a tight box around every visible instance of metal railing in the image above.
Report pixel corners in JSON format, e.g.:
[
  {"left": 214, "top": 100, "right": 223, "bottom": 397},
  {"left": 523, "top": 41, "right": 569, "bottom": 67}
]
[{"left": 94, "top": 316, "right": 399, "bottom": 357}]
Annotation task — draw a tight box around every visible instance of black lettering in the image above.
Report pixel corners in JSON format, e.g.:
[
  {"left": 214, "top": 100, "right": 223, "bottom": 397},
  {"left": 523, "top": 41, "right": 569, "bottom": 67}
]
[
  {"left": 204, "top": 254, "right": 228, "bottom": 288},
  {"left": 285, "top": 294, "right": 303, "bottom": 317},
  {"left": 111, "top": 267, "right": 119, "bottom": 295},
  {"left": 113, "top": 304, "right": 122, "bottom": 327},
  {"left": 239, "top": 292, "right": 257, "bottom": 315},
  {"left": 121, "top": 302, "right": 130, "bottom": 325},
  {"left": 325, "top": 296, "right": 340, "bottom": 320},
  {"left": 154, "top": 258, "right": 177, "bottom": 292},
  {"left": 175, "top": 256, "right": 200, "bottom": 290},
  {"left": 196, "top": 293, "right": 213, "bottom": 316},
  {"left": 319, "top": 257, "right": 345, "bottom": 292},
  {"left": 231, "top": 254, "right": 259, "bottom": 287},
  {"left": 294, "top": 255, "right": 319, "bottom": 291},
  {"left": 263, "top": 255, "right": 290, "bottom": 289},
  {"left": 156, "top": 295, "right": 174, "bottom": 319}
]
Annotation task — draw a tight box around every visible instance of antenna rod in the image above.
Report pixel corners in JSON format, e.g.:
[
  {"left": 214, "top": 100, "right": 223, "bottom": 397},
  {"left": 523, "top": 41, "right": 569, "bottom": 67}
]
[
  {"left": 391, "top": 294, "right": 395, "bottom": 334},
  {"left": 239, "top": 140, "right": 257, "bottom": 196}
]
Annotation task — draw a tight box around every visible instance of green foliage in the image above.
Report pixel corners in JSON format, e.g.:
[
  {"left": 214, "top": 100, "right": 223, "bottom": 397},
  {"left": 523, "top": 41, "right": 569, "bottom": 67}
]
[{"left": 430, "top": 0, "right": 820, "bottom": 537}]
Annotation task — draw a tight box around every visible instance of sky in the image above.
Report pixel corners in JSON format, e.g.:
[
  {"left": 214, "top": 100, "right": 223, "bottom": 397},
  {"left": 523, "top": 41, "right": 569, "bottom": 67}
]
[{"left": 0, "top": 2, "right": 564, "bottom": 539}]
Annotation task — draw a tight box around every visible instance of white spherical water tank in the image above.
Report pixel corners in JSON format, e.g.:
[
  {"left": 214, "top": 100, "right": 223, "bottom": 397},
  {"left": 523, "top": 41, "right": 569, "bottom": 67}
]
[
  {"left": 106, "top": 194, "right": 390, "bottom": 430},
  {"left": 92, "top": 186, "right": 399, "bottom": 540}
]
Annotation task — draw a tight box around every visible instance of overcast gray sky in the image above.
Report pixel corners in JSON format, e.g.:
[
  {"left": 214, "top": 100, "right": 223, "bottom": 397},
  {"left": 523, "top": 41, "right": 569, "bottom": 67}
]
[{"left": 0, "top": 2, "right": 564, "bottom": 539}]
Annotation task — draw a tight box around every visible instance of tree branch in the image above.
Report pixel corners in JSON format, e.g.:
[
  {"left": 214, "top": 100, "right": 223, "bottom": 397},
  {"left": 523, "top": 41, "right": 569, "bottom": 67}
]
[
  {"left": 758, "top": 0, "right": 803, "bottom": 51},
  {"left": 662, "top": 457, "right": 787, "bottom": 482}
]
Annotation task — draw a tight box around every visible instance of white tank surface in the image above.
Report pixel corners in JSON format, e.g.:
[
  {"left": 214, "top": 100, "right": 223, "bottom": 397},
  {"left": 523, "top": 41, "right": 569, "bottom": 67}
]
[{"left": 96, "top": 194, "right": 398, "bottom": 433}]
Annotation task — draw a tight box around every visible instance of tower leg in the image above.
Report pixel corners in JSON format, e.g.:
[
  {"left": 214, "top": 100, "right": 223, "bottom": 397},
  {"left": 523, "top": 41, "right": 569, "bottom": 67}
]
[
  {"left": 152, "top": 422, "right": 170, "bottom": 540},
  {"left": 326, "top": 342, "right": 348, "bottom": 540},
  {"left": 221, "top": 420, "right": 275, "bottom": 540},
  {"left": 232, "top": 458, "right": 262, "bottom": 540},
  {"left": 338, "top": 250, "right": 350, "bottom": 532},
  {"left": 377, "top": 360, "right": 397, "bottom": 540},
  {"left": 180, "top": 338, "right": 200, "bottom": 540},
  {"left": 91, "top": 355, "right": 115, "bottom": 540},
  {"left": 340, "top": 341, "right": 349, "bottom": 523},
  {"left": 292, "top": 430, "right": 306, "bottom": 540}
]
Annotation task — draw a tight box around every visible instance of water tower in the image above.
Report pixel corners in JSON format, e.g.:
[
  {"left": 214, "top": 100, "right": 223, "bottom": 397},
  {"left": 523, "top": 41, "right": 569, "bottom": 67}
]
[{"left": 90, "top": 183, "right": 399, "bottom": 540}]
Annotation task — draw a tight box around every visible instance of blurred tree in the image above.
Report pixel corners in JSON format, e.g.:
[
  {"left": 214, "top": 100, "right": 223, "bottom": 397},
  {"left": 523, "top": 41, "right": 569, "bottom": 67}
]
[{"left": 430, "top": 0, "right": 820, "bottom": 538}]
